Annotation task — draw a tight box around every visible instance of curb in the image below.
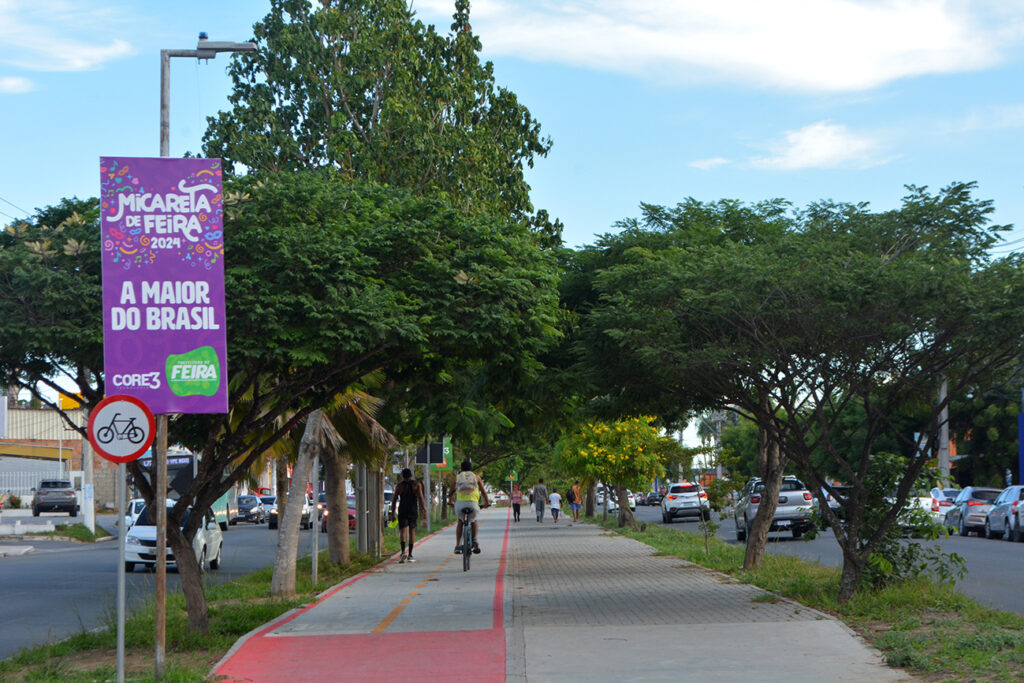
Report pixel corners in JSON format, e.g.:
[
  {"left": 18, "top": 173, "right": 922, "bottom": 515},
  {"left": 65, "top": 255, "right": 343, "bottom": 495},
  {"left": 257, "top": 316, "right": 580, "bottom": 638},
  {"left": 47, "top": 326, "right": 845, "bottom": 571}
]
[
  {"left": 0, "top": 534, "right": 115, "bottom": 543},
  {"left": 0, "top": 545, "right": 35, "bottom": 557}
]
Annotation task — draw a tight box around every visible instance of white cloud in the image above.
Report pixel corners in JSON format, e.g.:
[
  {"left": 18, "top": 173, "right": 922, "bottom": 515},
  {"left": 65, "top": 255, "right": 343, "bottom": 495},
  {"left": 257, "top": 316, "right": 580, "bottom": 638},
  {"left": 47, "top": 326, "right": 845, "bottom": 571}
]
[
  {"left": 0, "top": 75, "right": 34, "bottom": 93},
  {"left": 748, "top": 121, "right": 883, "bottom": 170},
  {"left": 0, "top": 1, "right": 135, "bottom": 71},
  {"left": 689, "top": 157, "right": 729, "bottom": 170},
  {"left": 413, "top": 0, "right": 1021, "bottom": 92}
]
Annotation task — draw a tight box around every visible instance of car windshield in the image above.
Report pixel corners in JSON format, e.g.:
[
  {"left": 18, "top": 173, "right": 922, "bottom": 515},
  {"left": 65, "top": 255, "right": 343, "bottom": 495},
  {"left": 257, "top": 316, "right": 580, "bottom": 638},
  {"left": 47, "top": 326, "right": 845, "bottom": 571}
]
[
  {"left": 259, "top": 496, "right": 276, "bottom": 505},
  {"left": 239, "top": 495, "right": 257, "bottom": 505},
  {"left": 971, "top": 490, "right": 1000, "bottom": 502},
  {"left": 942, "top": 489, "right": 959, "bottom": 499},
  {"left": 135, "top": 505, "right": 191, "bottom": 527},
  {"left": 318, "top": 493, "right": 327, "bottom": 504},
  {"left": 41, "top": 481, "right": 71, "bottom": 489},
  {"left": 670, "top": 485, "right": 698, "bottom": 494},
  {"left": 384, "top": 491, "right": 393, "bottom": 502}
]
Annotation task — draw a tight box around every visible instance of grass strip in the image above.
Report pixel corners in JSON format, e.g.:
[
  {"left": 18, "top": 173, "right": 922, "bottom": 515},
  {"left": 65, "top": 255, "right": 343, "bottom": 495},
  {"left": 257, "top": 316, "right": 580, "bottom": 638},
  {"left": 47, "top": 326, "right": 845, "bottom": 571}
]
[
  {"left": 23, "top": 523, "right": 113, "bottom": 542},
  {"left": 0, "top": 532, "right": 403, "bottom": 682},
  {"left": 597, "top": 517, "right": 1024, "bottom": 681}
]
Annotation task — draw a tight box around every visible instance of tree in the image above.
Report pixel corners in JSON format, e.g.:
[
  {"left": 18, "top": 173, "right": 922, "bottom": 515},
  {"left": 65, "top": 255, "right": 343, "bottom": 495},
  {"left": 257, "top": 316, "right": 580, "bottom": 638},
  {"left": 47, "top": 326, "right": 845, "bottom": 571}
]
[
  {"left": 577, "top": 183, "right": 1024, "bottom": 601},
  {"left": 0, "top": 172, "right": 561, "bottom": 630},
  {"left": 555, "top": 416, "right": 685, "bottom": 528},
  {"left": 203, "top": 0, "right": 560, "bottom": 245}
]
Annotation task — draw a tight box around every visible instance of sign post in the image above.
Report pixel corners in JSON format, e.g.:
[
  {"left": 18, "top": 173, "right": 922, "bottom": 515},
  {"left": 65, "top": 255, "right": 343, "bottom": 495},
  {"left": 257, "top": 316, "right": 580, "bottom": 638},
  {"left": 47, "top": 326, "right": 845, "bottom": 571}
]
[
  {"left": 87, "top": 394, "right": 155, "bottom": 683},
  {"left": 100, "top": 156, "right": 228, "bottom": 680}
]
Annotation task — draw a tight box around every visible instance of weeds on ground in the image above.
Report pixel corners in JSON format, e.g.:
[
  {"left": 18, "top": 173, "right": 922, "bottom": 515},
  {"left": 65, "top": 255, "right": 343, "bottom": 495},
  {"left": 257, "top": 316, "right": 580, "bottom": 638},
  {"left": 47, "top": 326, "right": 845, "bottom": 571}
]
[
  {"left": 24, "top": 523, "right": 112, "bottom": 542},
  {"left": 594, "top": 516, "right": 1024, "bottom": 681},
  {"left": 0, "top": 533, "right": 401, "bottom": 682}
]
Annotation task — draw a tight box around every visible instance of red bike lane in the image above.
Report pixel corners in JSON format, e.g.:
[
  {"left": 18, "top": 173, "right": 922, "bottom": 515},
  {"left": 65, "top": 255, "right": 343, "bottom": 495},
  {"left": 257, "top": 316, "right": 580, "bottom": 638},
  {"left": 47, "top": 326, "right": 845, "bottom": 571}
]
[{"left": 213, "top": 508, "right": 511, "bottom": 682}]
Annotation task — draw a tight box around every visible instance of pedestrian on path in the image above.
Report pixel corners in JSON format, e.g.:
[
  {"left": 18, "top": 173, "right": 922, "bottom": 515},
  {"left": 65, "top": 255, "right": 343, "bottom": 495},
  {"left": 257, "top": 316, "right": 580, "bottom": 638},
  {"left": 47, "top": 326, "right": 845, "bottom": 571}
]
[
  {"left": 511, "top": 484, "right": 522, "bottom": 522},
  {"left": 549, "top": 487, "right": 561, "bottom": 523},
  {"left": 390, "top": 468, "right": 427, "bottom": 563},
  {"left": 569, "top": 480, "right": 582, "bottom": 522},
  {"left": 533, "top": 479, "right": 548, "bottom": 522}
]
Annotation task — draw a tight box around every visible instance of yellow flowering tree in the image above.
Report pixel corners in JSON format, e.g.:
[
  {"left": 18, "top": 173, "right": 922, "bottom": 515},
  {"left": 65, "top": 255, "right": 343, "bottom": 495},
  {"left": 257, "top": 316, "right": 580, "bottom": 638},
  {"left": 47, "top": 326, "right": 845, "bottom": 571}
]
[{"left": 556, "top": 417, "right": 686, "bottom": 527}]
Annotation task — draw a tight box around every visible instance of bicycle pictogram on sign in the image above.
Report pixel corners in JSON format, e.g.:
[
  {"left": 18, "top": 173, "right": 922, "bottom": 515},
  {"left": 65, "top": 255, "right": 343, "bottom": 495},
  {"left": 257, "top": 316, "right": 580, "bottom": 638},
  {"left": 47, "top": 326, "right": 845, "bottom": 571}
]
[{"left": 95, "top": 413, "right": 145, "bottom": 445}]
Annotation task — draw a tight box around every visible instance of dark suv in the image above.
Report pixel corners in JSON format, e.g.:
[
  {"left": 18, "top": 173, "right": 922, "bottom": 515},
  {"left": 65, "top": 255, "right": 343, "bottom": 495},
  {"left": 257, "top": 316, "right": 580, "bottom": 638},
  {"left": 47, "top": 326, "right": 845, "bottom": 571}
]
[{"left": 32, "top": 479, "right": 78, "bottom": 516}]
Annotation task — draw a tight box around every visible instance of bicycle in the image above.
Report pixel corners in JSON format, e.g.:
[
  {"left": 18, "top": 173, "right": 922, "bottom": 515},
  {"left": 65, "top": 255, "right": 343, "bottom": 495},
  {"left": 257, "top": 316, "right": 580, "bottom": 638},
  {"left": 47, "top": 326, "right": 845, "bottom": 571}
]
[{"left": 96, "top": 413, "right": 145, "bottom": 445}]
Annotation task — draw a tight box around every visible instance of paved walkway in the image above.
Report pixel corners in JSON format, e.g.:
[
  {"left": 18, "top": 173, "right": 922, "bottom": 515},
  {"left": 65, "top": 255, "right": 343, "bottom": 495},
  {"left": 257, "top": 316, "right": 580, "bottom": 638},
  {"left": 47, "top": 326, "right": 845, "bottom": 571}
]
[{"left": 213, "top": 508, "right": 910, "bottom": 682}]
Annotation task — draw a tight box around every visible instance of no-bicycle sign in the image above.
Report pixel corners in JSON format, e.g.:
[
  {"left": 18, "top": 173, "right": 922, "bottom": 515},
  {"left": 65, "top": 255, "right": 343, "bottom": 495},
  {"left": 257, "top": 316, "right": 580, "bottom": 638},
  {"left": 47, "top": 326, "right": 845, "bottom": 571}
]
[{"left": 87, "top": 395, "right": 156, "bottom": 463}]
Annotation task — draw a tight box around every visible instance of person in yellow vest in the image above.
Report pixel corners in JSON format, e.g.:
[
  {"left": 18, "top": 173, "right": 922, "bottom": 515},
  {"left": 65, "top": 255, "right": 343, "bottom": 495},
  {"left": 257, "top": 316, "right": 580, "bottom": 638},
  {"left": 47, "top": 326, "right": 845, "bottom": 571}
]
[{"left": 448, "top": 460, "right": 490, "bottom": 554}]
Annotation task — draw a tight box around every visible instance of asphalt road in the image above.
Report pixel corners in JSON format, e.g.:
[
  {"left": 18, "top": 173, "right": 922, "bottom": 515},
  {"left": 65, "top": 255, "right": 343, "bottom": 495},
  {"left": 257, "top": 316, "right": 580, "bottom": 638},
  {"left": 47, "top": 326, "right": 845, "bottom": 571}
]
[
  {"left": 0, "top": 513, "right": 334, "bottom": 660},
  {"left": 631, "top": 503, "right": 1024, "bottom": 616}
]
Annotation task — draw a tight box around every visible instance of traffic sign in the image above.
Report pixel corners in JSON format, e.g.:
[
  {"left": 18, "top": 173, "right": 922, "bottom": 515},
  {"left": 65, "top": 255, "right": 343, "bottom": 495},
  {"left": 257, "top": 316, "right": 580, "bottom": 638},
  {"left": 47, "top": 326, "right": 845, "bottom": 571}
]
[{"left": 87, "top": 394, "right": 156, "bottom": 463}]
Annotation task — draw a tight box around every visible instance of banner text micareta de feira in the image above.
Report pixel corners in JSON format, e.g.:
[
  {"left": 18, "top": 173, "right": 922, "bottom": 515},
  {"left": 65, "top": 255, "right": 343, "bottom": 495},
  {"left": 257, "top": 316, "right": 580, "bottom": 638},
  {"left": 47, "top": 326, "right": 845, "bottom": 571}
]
[{"left": 100, "top": 157, "right": 228, "bottom": 414}]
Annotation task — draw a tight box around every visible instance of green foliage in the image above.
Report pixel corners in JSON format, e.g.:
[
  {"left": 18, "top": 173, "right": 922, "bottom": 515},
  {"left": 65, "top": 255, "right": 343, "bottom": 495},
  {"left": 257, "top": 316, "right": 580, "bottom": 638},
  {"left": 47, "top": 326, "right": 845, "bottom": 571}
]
[
  {"left": 8, "top": 495, "right": 21, "bottom": 509},
  {"left": 554, "top": 417, "right": 682, "bottom": 492},
  {"left": 203, "top": 0, "right": 559, "bottom": 244}
]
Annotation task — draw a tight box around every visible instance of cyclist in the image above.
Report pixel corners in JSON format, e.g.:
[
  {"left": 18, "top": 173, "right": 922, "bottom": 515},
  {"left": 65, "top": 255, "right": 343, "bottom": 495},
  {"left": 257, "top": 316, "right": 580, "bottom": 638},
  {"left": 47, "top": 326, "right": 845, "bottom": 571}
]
[{"left": 449, "top": 460, "right": 490, "bottom": 554}]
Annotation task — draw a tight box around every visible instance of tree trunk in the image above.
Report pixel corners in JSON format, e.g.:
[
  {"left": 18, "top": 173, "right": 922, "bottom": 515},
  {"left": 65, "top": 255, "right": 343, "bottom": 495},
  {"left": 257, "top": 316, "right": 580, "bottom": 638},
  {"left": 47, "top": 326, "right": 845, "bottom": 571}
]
[
  {"left": 271, "top": 410, "right": 321, "bottom": 597},
  {"left": 615, "top": 483, "right": 637, "bottom": 528},
  {"left": 743, "top": 414, "right": 784, "bottom": 570},
  {"left": 275, "top": 455, "right": 289, "bottom": 518},
  {"left": 838, "top": 553, "right": 864, "bottom": 602},
  {"left": 585, "top": 482, "right": 596, "bottom": 518},
  {"left": 323, "top": 449, "right": 350, "bottom": 565},
  {"left": 167, "top": 520, "right": 208, "bottom": 633}
]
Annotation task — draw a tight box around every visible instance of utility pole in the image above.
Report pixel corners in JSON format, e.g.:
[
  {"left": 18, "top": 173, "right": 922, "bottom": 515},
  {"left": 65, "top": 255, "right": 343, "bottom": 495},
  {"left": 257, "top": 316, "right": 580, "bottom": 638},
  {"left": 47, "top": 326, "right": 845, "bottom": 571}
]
[{"left": 937, "top": 378, "right": 950, "bottom": 487}]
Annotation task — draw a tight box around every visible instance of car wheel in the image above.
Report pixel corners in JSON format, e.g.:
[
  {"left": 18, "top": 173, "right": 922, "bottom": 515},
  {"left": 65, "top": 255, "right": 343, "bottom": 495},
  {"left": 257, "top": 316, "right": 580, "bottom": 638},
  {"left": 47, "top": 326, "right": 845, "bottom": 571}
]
[
  {"left": 661, "top": 511, "right": 670, "bottom": 524},
  {"left": 958, "top": 516, "right": 968, "bottom": 537},
  {"left": 124, "top": 562, "right": 135, "bottom": 573},
  {"left": 32, "top": 506, "right": 39, "bottom": 517},
  {"left": 736, "top": 518, "right": 746, "bottom": 542},
  {"left": 1005, "top": 518, "right": 1015, "bottom": 542},
  {"left": 70, "top": 507, "right": 78, "bottom": 518},
  {"left": 702, "top": 509, "right": 711, "bottom": 522},
  {"left": 985, "top": 519, "right": 999, "bottom": 539},
  {"left": 210, "top": 543, "right": 221, "bottom": 570},
  {"left": 268, "top": 519, "right": 277, "bottom": 529},
  {"left": 792, "top": 527, "right": 803, "bottom": 539}
]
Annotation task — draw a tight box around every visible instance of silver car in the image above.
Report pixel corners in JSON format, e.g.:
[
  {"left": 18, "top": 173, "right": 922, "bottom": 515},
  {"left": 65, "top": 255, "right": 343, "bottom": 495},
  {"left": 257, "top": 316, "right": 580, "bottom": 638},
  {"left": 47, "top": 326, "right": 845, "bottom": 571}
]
[
  {"left": 660, "top": 482, "right": 709, "bottom": 523},
  {"left": 983, "top": 485, "right": 1024, "bottom": 541},
  {"left": 944, "top": 486, "right": 1001, "bottom": 536},
  {"left": 734, "top": 476, "right": 815, "bottom": 541}
]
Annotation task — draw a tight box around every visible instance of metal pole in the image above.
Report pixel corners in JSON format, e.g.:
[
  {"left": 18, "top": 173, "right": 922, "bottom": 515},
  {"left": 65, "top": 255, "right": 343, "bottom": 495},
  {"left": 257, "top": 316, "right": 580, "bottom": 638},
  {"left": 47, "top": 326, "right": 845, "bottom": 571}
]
[
  {"left": 116, "top": 461, "right": 126, "bottom": 683},
  {"left": 82, "top": 431, "right": 95, "bottom": 534},
  {"left": 355, "top": 462, "right": 366, "bottom": 553},
  {"left": 424, "top": 462, "right": 431, "bottom": 533},
  {"left": 154, "top": 415, "right": 167, "bottom": 681},
  {"left": 311, "top": 454, "right": 319, "bottom": 586}
]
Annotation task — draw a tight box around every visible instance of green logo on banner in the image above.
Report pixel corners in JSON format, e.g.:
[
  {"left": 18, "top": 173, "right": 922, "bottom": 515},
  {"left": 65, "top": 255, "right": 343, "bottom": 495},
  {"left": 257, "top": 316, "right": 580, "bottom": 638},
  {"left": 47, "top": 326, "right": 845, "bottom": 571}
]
[{"left": 166, "top": 346, "right": 220, "bottom": 397}]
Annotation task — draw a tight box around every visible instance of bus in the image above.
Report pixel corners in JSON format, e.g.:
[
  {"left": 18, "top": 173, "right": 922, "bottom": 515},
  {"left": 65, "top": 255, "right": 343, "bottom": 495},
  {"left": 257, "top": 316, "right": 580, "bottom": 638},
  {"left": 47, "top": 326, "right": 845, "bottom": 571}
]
[{"left": 135, "top": 448, "right": 238, "bottom": 530}]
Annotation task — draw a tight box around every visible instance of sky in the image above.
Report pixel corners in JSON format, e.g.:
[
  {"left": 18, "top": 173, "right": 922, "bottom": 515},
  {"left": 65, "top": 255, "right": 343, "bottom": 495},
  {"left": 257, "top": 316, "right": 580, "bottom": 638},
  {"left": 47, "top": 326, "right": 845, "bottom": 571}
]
[{"left": 2, "top": 1, "right": 1024, "bottom": 251}]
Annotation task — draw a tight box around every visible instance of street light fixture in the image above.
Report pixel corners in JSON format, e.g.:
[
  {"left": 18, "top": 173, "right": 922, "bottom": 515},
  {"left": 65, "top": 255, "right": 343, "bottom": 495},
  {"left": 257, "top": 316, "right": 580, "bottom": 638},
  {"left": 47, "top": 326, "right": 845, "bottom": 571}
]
[{"left": 160, "top": 33, "right": 257, "bottom": 157}]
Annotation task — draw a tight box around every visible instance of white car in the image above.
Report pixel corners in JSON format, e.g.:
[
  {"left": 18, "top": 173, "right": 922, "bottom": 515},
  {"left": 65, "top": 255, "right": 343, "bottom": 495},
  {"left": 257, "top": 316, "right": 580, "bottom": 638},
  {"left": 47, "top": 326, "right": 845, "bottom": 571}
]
[
  {"left": 661, "top": 481, "right": 710, "bottom": 523},
  {"left": 122, "top": 498, "right": 145, "bottom": 529},
  {"left": 124, "top": 501, "right": 223, "bottom": 573}
]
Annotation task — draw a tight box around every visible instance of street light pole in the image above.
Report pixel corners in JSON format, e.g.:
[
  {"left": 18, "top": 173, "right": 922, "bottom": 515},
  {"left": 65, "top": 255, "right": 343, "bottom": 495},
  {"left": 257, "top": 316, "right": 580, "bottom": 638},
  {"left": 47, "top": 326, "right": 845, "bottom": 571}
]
[{"left": 153, "top": 33, "right": 255, "bottom": 682}]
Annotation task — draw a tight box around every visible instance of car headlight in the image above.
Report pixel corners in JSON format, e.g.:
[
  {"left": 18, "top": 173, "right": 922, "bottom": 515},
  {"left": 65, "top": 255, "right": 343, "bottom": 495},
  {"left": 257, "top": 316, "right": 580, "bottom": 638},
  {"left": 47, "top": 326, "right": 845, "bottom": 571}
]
[{"left": 126, "top": 535, "right": 140, "bottom": 545}]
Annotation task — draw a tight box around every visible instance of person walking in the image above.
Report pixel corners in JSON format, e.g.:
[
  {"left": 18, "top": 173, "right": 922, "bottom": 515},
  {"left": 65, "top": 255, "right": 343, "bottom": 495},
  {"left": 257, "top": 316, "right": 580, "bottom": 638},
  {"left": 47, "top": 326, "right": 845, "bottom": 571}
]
[
  {"left": 549, "top": 487, "right": 561, "bottom": 523},
  {"left": 511, "top": 484, "right": 523, "bottom": 522},
  {"left": 533, "top": 479, "right": 548, "bottom": 523},
  {"left": 570, "top": 480, "right": 583, "bottom": 522},
  {"left": 390, "top": 468, "right": 427, "bottom": 563}
]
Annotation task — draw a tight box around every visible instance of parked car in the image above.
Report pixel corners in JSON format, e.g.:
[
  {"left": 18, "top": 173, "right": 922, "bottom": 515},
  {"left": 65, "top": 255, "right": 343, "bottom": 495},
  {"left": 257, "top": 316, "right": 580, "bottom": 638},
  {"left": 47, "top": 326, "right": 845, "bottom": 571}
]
[
  {"left": 234, "top": 494, "right": 266, "bottom": 524},
  {"left": 983, "top": 485, "right": 1024, "bottom": 541},
  {"left": 122, "top": 498, "right": 146, "bottom": 528},
  {"left": 321, "top": 496, "right": 357, "bottom": 533},
  {"left": 626, "top": 491, "right": 637, "bottom": 511},
  {"left": 661, "top": 482, "right": 709, "bottom": 523},
  {"left": 734, "top": 476, "right": 815, "bottom": 541},
  {"left": 268, "top": 495, "right": 312, "bottom": 530},
  {"left": 944, "top": 486, "right": 1001, "bottom": 536},
  {"left": 646, "top": 491, "right": 663, "bottom": 506},
  {"left": 124, "top": 501, "right": 223, "bottom": 573},
  {"left": 31, "top": 479, "right": 78, "bottom": 516},
  {"left": 595, "top": 486, "right": 620, "bottom": 512},
  {"left": 927, "top": 487, "right": 960, "bottom": 523}
]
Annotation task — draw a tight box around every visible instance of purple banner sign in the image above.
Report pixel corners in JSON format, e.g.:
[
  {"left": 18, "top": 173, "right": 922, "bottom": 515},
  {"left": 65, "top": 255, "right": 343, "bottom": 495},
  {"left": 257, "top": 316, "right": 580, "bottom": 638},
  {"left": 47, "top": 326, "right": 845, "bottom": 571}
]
[{"left": 100, "top": 157, "right": 228, "bottom": 414}]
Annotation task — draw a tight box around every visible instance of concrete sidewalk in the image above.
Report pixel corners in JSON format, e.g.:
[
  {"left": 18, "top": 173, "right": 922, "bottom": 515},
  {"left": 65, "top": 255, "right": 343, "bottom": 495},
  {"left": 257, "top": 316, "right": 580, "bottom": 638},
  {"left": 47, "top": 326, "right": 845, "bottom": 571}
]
[{"left": 213, "top": 508, "right": 910, "bottom": 682}]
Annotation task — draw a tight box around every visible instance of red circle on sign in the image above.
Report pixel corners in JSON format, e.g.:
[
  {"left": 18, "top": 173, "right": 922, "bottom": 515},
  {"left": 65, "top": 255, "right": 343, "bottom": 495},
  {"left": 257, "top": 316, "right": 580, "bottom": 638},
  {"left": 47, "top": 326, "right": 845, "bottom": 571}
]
[{"left": 87, "top": 394, "right": 156, "bottom": 463}]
